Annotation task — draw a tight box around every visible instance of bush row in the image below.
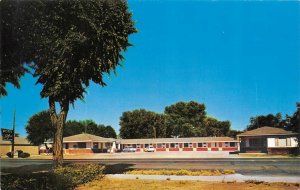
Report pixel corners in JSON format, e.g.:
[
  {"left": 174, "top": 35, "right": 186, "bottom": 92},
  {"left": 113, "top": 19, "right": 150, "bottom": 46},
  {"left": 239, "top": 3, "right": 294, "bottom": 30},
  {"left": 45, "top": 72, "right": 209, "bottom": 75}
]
[
  {"left": 1, "top": 163, "right": 105, "bottom": 190},
  {"left": 6, "top": 151, "right": 30, "bottom": 158}
]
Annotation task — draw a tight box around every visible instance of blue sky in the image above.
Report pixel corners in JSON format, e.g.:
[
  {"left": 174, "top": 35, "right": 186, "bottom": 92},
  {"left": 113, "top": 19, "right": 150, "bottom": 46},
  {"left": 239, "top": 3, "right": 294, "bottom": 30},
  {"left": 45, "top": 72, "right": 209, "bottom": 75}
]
[{"left": 1, "top": 1, "right": 299, "bottom": 137}]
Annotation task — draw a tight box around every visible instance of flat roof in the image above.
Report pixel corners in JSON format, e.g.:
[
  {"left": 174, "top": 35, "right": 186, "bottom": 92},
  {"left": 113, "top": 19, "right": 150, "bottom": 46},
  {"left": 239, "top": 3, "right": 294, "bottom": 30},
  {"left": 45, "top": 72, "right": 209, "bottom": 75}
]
[
  {"left": 119, "top": 137, "right": 238, "bottom": 144},
  {"left": 63, "top": 133, "right": 115, "bottom": 143}
]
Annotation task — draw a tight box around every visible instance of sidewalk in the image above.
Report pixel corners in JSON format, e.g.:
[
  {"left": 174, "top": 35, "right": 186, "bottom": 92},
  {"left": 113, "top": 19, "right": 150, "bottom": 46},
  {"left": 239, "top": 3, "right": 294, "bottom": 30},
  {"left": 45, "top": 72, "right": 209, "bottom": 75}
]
[{"left": 107, "top": 173, "right": 300, "bottom": 183}]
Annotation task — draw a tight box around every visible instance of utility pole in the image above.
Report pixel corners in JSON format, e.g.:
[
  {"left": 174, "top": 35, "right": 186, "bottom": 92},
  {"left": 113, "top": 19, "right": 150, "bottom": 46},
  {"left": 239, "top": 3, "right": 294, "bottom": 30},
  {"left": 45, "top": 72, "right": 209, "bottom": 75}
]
[{"left": 11, "top": 108, "right": 16, "bottom": 158}]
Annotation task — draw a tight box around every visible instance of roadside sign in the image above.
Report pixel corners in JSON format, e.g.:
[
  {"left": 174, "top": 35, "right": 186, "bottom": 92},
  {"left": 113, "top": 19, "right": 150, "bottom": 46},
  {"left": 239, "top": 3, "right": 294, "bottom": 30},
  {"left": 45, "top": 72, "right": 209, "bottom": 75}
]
[{"left": 1, "top": 128, "right": 14, "bottom": 141}]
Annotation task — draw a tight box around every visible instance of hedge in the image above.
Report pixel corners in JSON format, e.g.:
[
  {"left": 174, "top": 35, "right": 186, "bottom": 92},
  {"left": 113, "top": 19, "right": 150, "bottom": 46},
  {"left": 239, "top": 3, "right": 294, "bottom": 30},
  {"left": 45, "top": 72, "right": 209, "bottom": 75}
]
[{"left": 1, "top": 163, "right": 105, "bottom": 190}]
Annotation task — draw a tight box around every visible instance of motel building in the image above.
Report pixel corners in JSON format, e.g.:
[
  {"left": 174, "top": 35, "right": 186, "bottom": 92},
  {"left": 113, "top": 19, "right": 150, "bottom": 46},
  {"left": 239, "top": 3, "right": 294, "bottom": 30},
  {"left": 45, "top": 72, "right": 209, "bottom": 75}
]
[
  {"left": 62, "top": 133, "right": 116, "bottom": 154},
  {"left": 118, "top": 137, "right": 239, "bottom": 152},
  {"left": 237, "top": 126, "right": 298, "bottom": 154},
  {"left": 60, "top": 133, "right": 239, "bottom": 154}
]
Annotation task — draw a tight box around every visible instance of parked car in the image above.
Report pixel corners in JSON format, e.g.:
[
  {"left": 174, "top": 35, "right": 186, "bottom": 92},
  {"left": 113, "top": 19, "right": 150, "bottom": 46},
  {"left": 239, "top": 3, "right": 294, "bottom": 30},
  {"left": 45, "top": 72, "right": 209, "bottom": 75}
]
[
  {"left": 123, "top": 146, "right": 136, "bottom": 152},
  {"left": 144, "top": 145, "right": 155, "bottom": 152}
]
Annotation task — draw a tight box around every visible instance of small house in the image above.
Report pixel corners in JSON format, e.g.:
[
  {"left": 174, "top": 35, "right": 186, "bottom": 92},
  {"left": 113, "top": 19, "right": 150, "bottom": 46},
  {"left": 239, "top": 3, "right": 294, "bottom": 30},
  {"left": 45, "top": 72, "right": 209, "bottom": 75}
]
[{"left": 237, "top": 127, "right": 298, "bottom": 154}]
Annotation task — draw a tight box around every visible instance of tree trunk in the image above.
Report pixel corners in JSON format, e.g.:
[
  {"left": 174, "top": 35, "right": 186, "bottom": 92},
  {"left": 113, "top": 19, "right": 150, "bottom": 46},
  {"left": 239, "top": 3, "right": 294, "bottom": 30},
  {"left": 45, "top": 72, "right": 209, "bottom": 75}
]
[{"left": 49, "top": 98, "right": 69, "bottom": 168}]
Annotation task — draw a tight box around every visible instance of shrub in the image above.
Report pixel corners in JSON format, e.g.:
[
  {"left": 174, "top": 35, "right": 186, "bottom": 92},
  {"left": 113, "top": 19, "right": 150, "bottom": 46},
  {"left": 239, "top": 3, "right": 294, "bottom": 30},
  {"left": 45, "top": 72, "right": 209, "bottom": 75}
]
[
  {"left": 19, "top": 152, "right": 30, "bottom": 158},
  {"left": 6, "top": 152, "right": 13, "bottom": 158},
  {"left": 245, "top": 180, "right": 265, "bottom": 185},
  {"left": 1, "top": 163, "right": 105, "bottom": 190},
  {"left": 54, "top": 163, "right": 105, "bottom": 187},
  {"left": 1, "top": 172, "right": 71, "bottom": 190}
]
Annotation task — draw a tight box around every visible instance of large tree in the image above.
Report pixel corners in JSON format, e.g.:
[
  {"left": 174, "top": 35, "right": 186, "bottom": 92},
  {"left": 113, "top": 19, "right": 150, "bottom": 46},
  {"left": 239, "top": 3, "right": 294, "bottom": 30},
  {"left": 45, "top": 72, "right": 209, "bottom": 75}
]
[
  {"left": 26, "top": 110, "right": 54, "bottom": 146},
  {"left": 164, "top": 101, "right": 206, "bottom": 137},
  {"left": 97, "top": 125, "right": 117, "bottom": 138},
  {"left": 119, "top": 109, "right": 166, "bottom": 139},
  {"left": 64, "top": 120, "right": 117, "bottom": 138},
  {"left": 246, "top": 113, "right": 285, "bottom": 131},
  {"left": 0, "top": 1, "right": 28, "bottom": 96},
  {"left": 3, "top": 0, "right": 136, "bottom": 167},
  {"left": 203, "top": 117, "right": 231, "bottom": 137}
]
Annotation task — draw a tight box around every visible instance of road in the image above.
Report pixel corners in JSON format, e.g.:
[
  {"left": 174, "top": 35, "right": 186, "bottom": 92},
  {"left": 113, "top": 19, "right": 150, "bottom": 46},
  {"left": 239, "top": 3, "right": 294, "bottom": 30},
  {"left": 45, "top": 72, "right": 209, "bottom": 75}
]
[{"left": 1, "top": 158, "right": 300, "bottom": 176}]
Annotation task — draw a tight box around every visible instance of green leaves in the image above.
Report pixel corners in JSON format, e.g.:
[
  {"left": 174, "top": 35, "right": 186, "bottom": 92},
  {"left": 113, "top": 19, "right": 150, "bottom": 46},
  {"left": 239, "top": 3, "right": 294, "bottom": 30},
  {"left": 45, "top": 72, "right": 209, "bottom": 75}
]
[
  {"left": 120, "top": 109, "right": 166, "bottom": 139},
  {"left": 2, "top": 0, "right": 136, "bottom": 104},
  {"left": 25, "top": 110, "right": 54, "bottom": 145}
]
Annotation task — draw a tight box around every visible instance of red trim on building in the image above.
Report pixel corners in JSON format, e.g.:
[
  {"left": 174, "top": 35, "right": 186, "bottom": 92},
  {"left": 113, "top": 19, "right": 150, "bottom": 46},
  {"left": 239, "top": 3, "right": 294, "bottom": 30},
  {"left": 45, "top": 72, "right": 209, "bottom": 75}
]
[
  {"left": 183, "top": 148, "right": 193, "bottom": 151},
  {"left": 197, "top": 148, "right": 208, "bottom": 151},
  {"left": 66, "top": 149, "right": 93, "bottom": 154},
  {"left": 169, "top": 148, "right": 179, "bottom": 151},
  {"left": 156, "top": 148, "right": 166, "bottom": 151},
  {"left": 211, "top": 148, "right": 219, "bottom": 151},
  {"left": 222, "top": 147, "right": 238, "bottom": 151}
]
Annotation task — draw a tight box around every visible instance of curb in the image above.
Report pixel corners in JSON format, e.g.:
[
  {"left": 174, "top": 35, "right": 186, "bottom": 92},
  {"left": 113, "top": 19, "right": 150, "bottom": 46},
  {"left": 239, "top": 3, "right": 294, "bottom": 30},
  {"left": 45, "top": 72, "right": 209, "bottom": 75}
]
[{"left": 106, "top": 174, "right": 300, "bottom": 183}]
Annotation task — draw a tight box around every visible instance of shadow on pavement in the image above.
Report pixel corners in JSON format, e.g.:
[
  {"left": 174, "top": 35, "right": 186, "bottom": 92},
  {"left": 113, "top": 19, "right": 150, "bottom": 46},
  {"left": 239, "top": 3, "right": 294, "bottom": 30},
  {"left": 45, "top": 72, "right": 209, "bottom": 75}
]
[
  {"left": 103, "top": 163, "right": 135, "bottom": 174},
  {"left": 1, "top": 164, "right": 53, "bottom": 175}
]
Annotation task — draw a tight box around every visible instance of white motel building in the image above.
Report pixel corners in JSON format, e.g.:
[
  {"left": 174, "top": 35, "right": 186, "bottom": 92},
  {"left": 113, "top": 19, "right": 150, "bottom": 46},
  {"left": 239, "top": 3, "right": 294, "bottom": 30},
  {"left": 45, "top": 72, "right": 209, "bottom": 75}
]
[{"left": 41, "top": 126, "right": 298, "bottom": 155}]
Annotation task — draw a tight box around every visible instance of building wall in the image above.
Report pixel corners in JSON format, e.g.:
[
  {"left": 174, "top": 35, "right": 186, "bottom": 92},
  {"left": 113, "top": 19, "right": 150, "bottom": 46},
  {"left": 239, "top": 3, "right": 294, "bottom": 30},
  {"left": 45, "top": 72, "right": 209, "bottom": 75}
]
[
  {"left": 291, "top": 137, "right": 298, "bottom": 147},
  {"left": 120, "top": 142, "right": 238, "bottom": 152},
  {"left": 0, "top": 145, "right": 39, "bottom": 155},
  {"left": 267, "top": 137, "right": 298, "bottom": 148}
]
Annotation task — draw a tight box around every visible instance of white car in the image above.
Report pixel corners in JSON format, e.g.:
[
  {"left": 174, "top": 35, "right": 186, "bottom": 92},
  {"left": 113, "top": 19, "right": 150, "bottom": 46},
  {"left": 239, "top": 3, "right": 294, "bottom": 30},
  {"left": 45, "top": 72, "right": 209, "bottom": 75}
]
[
  {"left": 144, "top": 145, "right": 155, "bottom": 152},
  {"left": 123, "top": 146, "right": 136, "bottom": 152}
]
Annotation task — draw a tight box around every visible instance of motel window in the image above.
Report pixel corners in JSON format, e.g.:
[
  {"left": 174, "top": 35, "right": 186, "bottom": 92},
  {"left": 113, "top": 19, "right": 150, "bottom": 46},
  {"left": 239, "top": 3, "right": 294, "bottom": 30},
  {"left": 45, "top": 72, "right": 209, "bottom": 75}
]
[
  {"left": 136, "top": 144, "right": 141, "bottom": 148},
  {"left": 175, "top": 143, "right": 179, "bottom": 148},
  {"left": 188, "top": 143, "right": 193, "bottom": 148},
  {"left": 230, "top": 142, "right": 235, "bottom": 147},
  {"left": 249, "top": 138, "right": 266, "bottom": 147},
  {"left": 219, "top": 142, "right": 222, "bottom": 147},
  {"left": 278, "top": 138, "right": 287, "bottom": 147},
  {"left": 225, "top": 142, "right": 229, "bottom": 147},
  {"left": 215, "top": 143, "right": 217, "bottom": 147},
  {"left": 198, "top": 143, "right": 203, "bottom": 147},
  {"left": 105, "top": 143, "right": 111, "bottom": 148},
  {"left": 170, "top": 143, "right": 175, "bottom": 148},
  {"left": 184, "top": 143, "right": 189, "bottom": 148},
  {"left": 78, "top": 142, "right": 86, "bottom": 148},
  {"left": 162, "top": 143, "right": 166, "bottom": 148},
  {"left": 157, "top": 144, "right": 162, "bottom": 148},
  {"left": 203, "top": 143, "right": 207, "bottom": 147},
  {"left": 132, "top": 144, "right": 136, "bottom": 148},
  {"left": 93, "top": 143, "right": 98, "bottom": 149}
]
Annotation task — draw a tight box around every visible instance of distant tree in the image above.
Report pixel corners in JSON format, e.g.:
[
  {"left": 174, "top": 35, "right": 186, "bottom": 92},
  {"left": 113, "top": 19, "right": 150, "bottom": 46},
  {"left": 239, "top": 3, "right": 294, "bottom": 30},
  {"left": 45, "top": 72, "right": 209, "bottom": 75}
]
[
  {"left": 2, "top": 0, "right": 136, "bottom": 167},
  {"left": 247, "top": 113, "right": 285, "bottom": 131},
  {"left": 63, "top": 120, "right": 84, "bottom": 137},
  {"left": 204, "top": 117, "right": 231, "bottom": 137},
  {"left": 64, "top": 120, "right": 117, "bottom": 138},
  {"left": 227, "top": 129, "right": 243, "bottom": 138},
  {"left": 97, "top": 125, "right": 117, "bottom": 138},
  {"left": 26, "top": 110, "right": 54, "bottom": 146},
  {"left": 120, "top": 109, "right": 166, "bottom": 139},
  {"left": 285, "top": 111, "right": 299, "bottom": 133},
  {"left": 164, "top": 101, "right": 206, "bottom": 137}
]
